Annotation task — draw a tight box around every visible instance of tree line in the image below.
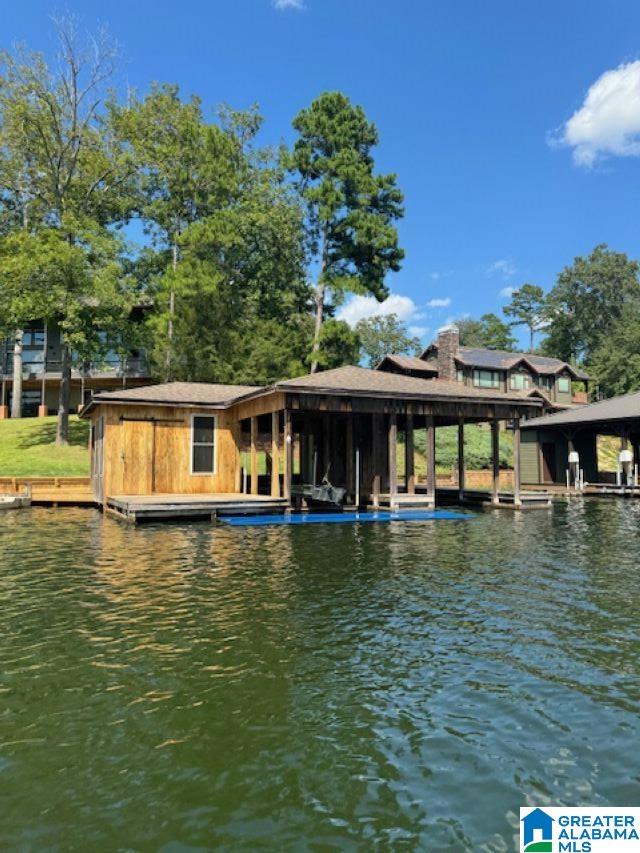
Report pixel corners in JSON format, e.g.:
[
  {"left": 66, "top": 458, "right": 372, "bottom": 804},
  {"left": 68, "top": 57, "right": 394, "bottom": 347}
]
[
  {"left": 0, "top": 19, "right": 404, "bottom": 443},
  {"left": 2, "top": 19, "right": 639, "bottom": 447}
]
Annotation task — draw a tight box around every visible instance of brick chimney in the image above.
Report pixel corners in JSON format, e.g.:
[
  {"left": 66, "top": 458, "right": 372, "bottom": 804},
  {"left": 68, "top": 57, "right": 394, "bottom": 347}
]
[{"left": 437, "top": 324, "right": 459, "bottom": 381}]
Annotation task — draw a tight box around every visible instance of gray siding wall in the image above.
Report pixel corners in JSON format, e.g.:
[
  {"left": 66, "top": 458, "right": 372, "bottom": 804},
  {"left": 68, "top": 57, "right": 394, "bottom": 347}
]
[{"left": 521, "top": 430, "right": 541, "bottom": 484}]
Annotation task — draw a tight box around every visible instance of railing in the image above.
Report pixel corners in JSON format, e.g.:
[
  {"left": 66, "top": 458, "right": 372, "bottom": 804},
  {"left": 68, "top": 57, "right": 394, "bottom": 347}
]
[{"left": 0, "top": 355, "right": 149, "bottom": 379}]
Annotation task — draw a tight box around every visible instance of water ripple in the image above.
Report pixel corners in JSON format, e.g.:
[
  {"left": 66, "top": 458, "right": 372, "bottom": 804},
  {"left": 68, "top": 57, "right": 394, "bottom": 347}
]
[{"left": 0, "top": 501, "right": 639, "bottom": 849}]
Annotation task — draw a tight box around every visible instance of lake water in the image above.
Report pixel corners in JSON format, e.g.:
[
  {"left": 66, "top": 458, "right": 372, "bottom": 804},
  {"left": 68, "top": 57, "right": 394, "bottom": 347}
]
[{"left": 1, "top": 501, "right": 639, "bottom": 850}]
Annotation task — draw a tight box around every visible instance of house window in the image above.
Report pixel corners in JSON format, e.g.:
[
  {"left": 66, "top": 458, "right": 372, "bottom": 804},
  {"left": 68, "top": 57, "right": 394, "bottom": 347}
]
[
  {"left": 23, "top": 326, "right": 45, "bottom": 347},
  {"left": 538, "top": 375, "right": 553, "bottom": 392},
  {"left": 473, "top": 369, "right": 501, "bottom": 389},
  {"left": 191, "top": 415, "right": 216, "bottom": 474},
  {"left": 510, "top": 373, "right": 531, "bottom": 391},
  {"left": 557, "top": 376, "right": 571, "bottom": 394},
  {"left": 456, "top": 369, "right": 464, "bottom": 382}
]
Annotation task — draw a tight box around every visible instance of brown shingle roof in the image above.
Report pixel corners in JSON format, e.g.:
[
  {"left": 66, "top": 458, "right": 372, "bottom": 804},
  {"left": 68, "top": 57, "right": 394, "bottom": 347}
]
[
  {"left": 377, "top": 354, "right": 439, "bottom": 373},
  {"left": 83, "top": 381, "right": 261, "bottom": 412},
  {"left": 275, "top": 365, "right": 541, "bottom": 405}
]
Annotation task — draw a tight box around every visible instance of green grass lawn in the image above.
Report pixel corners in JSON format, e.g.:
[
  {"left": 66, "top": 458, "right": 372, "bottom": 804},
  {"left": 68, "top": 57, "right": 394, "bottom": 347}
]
[{"left": 0, "top": 415, "right": 90, "bottom": 477}]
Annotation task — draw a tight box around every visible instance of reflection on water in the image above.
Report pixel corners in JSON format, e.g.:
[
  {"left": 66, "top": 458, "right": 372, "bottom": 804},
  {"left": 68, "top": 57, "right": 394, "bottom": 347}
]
[{"left": 1, "top": 501, "right": 640, "bottom": 849}]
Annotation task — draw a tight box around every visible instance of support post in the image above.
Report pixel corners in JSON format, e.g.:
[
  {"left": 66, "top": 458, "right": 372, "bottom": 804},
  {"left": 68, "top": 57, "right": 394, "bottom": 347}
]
[
  {"left": 457, "top": 415, "right": 465, "bottom": 502},
  {"left": 491, "top": 414, "right": 500, "bottom": 505},
  {"left": 388, "top": 412, "right": 398, "bottom": 498},
  {"left": 371, "top": 412, "right": 381, "bottom": 506},
  {"left": 271, "top": 411, "right": 280, "bottom": 498},
  {"left": 284, "top": 409, "right": 293, "bottom": 504},
  {"left": 426, "top": 413, "right": 436, "bottom": 506},
  {"left": 323, "top": 414, "right": 330, "bottom": 481},
  {"left": 405, "top": 412, "right": 415, "bottom": 494},
  {"left": 346, "top": 417, "right": 354, "bottom": 503},
  {"left": 513, "top": 415, "right": 522, "bottom": 506},
  {"left": 250, "top": 416, "right": 259, "bottom": 495}
]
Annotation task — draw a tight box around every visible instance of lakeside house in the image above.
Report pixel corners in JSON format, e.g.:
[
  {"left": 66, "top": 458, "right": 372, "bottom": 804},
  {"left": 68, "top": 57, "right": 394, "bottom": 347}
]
[
  {"left": 81, "top": 364, "right": 543, "bottom": 520},
  {"left": 0, "top": 311, "right": 152, "bottom": 418},
  {"left": 377, "top": 326, "right": 590, "bottom": 412}
]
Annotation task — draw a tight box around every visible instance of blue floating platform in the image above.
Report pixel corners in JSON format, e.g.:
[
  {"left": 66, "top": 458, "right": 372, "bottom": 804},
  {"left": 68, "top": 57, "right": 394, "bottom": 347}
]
[{"left": 220, "top": 509, "right": 472, "bottom": 527}]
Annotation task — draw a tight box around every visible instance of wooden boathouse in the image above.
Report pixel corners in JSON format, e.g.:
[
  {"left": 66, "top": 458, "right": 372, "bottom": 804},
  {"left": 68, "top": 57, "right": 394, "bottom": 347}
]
[
  {"left": 80, "top": 365, "right": 544, "bottom": 521},
  {"left": 521, "top": 390, "right": 640, "bottom": 492}
]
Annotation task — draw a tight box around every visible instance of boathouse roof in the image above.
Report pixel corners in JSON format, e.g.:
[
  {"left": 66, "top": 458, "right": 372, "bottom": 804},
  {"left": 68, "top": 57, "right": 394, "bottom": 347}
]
[
  {"left": 82, "top": 365, "right": 543, "bottom": 417},
  {"left": 272, "top": 365, "right": 541, "bottom": 404},
  {"left": 522, "top": 390, "right": 640, "bottom": 430},
  {"left": 81, "top": 381, "right": 262, "bottom": 411}
]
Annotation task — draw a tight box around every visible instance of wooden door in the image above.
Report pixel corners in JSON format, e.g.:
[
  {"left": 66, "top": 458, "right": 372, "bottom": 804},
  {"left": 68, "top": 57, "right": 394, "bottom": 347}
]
[
  {"left": 153, "top": 421, "right": 179, "bottom": 493},
  {"left": 121, "top": 419, "right": 153, "bottom": 495}
]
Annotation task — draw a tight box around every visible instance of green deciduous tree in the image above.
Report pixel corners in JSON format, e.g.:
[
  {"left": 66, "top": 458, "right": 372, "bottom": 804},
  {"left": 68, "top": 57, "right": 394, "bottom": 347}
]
[
  {"left": 588, "top": 304, "right": 640, "bottom": 398},
  {"left": 503, "top": 284, "right": 547, "bottom": 351},
  {"left": 0, "top": 18, "right": 137, "bottom": 442},
  {"left": 456, "top": 313, "right": 516, "bottom": 350},
  {"left": 355, "top": 313, "right": 420, "bottom": 367},
  {"left": 542, "top": 244, "right": 640, "bottom": 364},
  {"left": 112, "top": 85, "right": 251, "bottom": 379},
  {"left": 289, "top": 91, "right": 404, "bottom": 372}
]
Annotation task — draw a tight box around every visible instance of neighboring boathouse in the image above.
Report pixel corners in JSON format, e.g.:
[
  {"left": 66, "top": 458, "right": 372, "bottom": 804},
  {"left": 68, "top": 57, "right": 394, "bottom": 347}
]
[
  {"left": 81, "top": 364, "right": 542, "bottom": 521},
  {"left": 521, "top": 390, "right": 640, "bottom": 487}
]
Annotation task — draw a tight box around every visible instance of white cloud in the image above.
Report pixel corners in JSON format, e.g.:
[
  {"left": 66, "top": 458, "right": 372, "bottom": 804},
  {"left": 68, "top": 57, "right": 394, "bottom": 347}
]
[
  {"left": 487, "top": 258, "right": 517, "bottom": 279},
  {"left": 273, "top": 0, "right": 305, "bottom": 8},
  {"left": 500, "top": 286, "right": 515, "bottom": 298},
  {"left": 408, "top": 325, "right": 429, "bottom": 337},
  {"left": 430, "top": 272, "right": 441, "bottom": 280},
  {"left": 426, "top": 297, "right": 451, "bottom": 308},
  {"left": 337, "top": 293, "right": 419, "bottom": 327},
  {"left": 552, "top": 60, "right": 640, "bottom": 167}
]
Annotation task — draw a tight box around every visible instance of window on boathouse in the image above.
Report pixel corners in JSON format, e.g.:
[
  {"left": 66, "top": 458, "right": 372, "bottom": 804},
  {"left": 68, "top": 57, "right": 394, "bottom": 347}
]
[{"left": 191, "top": 416, "right": 216, "bottom": 474}]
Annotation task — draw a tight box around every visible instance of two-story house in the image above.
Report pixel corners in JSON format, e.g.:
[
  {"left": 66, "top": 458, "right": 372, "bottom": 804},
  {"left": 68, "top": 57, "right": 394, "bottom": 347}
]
[
  {"left": 0, "top": 310, "right": 153, "bottom": 418},
  {"left": 377, "top": 325, "right": 590, "bottom": 412}
]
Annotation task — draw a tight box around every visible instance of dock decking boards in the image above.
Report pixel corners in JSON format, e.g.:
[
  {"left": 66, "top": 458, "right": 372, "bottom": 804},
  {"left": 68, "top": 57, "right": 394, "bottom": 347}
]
[{"left": 106, "top": 493, "right": 289, "bottom": 523}]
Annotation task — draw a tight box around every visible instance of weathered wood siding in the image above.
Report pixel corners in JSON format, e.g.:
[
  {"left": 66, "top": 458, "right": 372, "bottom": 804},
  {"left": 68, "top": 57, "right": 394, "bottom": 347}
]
[{"left": 93, "top": 404, "right": 240, "bottom": 499}]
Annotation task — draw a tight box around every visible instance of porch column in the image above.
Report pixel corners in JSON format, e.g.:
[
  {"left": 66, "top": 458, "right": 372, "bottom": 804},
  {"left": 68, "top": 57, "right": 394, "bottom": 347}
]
[
  {"left": 271, "top": 411, "right": 281, "bottom": 498},
  {"left": 405, "top": 412, "right": 415, "bottom": 494},
  {"left": 284, "top": 409, "right": 293, "bottom": 504},
  {"left": 346, "top": 416, "right": 354, "bottom": 503},
  {"left": 371, "top": 412, "right": 381, "bottom": 506},
  {"left": 457, "top": 415, "right": 465, "bottom": 502},
  {"left": 491, "top": 413, "right": 500, "bottom": 505},
  {"left": 250, "top": 416, "right": 259, "bottom": 495},
  {"left": 426, "top": 413, "right": 436, "bottom": 506},
  {"left": 38, "top": 322, "right": 48, "bottom": 417},
  {"left": 513, "top": 415, "right": 522, "bottom": 506},
  {"left": 0, "top": 377, "right": 7, "bottom": 419},
  {"left": 388, "top": 412, "right": 398, "bottom": 497}
]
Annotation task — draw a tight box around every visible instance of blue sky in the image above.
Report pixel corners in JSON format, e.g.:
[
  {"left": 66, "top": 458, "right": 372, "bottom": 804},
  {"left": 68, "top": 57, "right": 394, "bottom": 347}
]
[{"left": 6, "top": 0, "right": 640, "bottom": 348}]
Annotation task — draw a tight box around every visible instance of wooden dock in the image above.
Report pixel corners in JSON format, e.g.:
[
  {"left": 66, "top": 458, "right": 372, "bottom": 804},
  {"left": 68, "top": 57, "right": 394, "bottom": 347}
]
[
  {"left": 436, "top": 486, "right": 552, "bottom": 510},
  {"left": 0, "top": 477, "right": 94, "bottom": 505},
  {"left": 106, "top": 493, "right": 290, "bottom": 523}
]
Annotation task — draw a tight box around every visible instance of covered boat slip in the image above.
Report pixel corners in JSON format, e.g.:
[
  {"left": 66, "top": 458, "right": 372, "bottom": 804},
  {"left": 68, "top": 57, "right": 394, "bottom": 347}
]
[
  {"left": 521, "top": 389, "right": 640, "bottom": 494},
  {"left": 81, "top": 366, "right": 546, "bottom": 522}
]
